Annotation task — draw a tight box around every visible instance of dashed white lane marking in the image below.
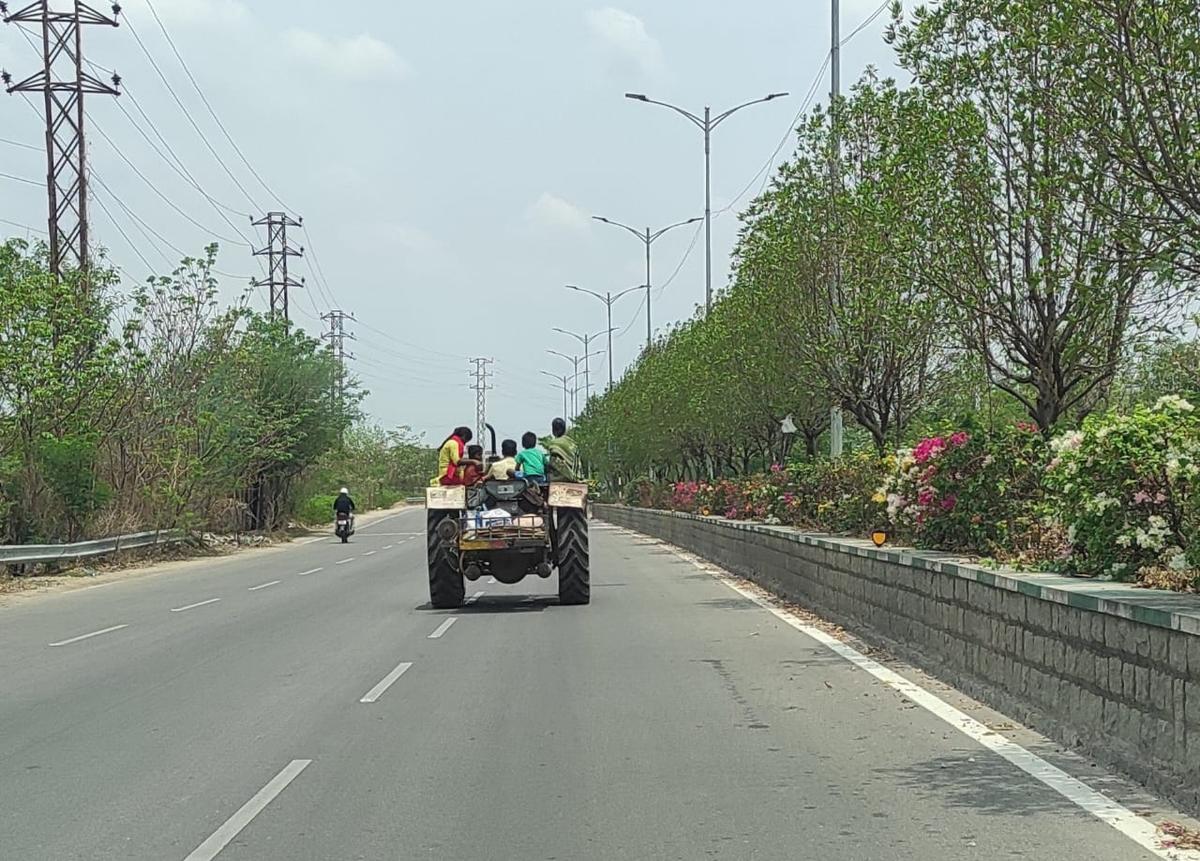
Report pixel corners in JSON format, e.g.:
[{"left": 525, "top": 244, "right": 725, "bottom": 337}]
[
  {"left": 170, "top": 598, "right": 220, "bottom": 613},
  {"left": 297, "top": 567, "right": 323, "bottom": 577},
  {"left": 183, "top": 759, "right": 312, "bottom": 861},
  {"left": 487, "top": 577, "right": 496, "bottom": 584},
  {"left": 382, "top": 545, "right": 394, "bottom": 550},
  {"left": 360, "top": 661, "right": 413, "bottom": 703},
  {"left": 667, "top": 544, "right": 1196, "bottom": 861},
  {"left": 466, "top": 590, "right": 485, "bottom": 604},
  {"left": 247, "top": 580, "right": 281, "bottom": 592},
  {"left": 428, "top": 617, "right": 457, "bottom": 639},
  {"left": 335, "top": 557, "right": 355, "bottom": 565},
  {"left": 363, "top": 550, "right": 376, "bottom": 557},
  {"left": 48, "top": 624, "right": 128, "bottom": 647}
]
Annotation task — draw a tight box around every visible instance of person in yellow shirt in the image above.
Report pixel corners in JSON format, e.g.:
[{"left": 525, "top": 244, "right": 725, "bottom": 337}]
[
  {"left": 487, "top": 439, "right": 519, "bottom": 480},
  {"left": 431, "top": 426, "right": 474, "bottom": 486}
]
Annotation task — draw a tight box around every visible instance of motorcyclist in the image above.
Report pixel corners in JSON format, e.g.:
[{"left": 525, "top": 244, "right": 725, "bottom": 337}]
[{"left": 333, "top": 487, "right": 356, "bottom": 518}]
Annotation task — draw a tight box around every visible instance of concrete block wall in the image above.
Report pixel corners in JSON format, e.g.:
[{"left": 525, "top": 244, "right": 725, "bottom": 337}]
[{"left": 596, "top": 505, "right": 1200, "bottom": 813}]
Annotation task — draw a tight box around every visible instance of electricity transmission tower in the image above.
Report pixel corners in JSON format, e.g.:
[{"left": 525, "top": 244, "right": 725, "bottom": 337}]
[
  {"left": 252, "top": 212, "right": 304, "bottom": 321},
  {"left": 1, "top": 0, "right": 122, "bottom": 283},
  {"left": 468, "top": 357, "right": 493, "bottom": 447},
  {"left": 322, "top": 309, "right": 355, "bottom": 406}
]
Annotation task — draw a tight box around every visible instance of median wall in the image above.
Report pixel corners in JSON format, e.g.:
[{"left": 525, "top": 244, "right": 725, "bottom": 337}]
[{"left": 595, "top": 504, "right": 1200, "bottom": 813}]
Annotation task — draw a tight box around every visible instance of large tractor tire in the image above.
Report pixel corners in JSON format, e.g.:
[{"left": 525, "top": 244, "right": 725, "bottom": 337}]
[
  {"left": 556, "top": 509, "right": 590, "bottom": 605},
  {"left": 427, "top": 510, "right": 464, "bottom": 609}
]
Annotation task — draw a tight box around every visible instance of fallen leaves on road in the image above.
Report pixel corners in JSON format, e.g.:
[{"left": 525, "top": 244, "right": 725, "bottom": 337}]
[{"left": 1159, "top": 820, "right": 1200, "bottom": 850}]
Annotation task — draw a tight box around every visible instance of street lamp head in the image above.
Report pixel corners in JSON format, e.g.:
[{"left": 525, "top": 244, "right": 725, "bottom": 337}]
[
  {"left": 625, "top": 92, "right": 648, "bottom": 101},
  {"left": 766, "top": 92, "right": 789, "bottom": 101},
  {"left": 591, "top": 215, "right": 611, "bottom": 224}
]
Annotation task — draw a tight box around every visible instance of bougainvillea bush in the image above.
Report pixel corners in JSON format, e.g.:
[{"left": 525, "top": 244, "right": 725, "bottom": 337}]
[
  {"left": 1044, "top": 396, "right": 1200, "bottom": 586},
  {"left": 878, "top": 425, "right": 1049, "bottom": 556}
]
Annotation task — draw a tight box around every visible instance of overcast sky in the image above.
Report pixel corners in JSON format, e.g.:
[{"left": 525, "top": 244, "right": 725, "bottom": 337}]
[{"left": 1, "top": 0, "right": 900, "bottom": 445}]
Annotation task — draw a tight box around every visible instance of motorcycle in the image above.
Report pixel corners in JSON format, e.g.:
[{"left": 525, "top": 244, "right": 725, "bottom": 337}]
[{"left": 335, "top": 511, "right": 355, "bottom": 543}]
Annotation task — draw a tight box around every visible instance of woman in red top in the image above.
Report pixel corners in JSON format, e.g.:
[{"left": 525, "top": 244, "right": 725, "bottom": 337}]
[{"left": 433, "top": 426, "right": 473, "bottom": 486}]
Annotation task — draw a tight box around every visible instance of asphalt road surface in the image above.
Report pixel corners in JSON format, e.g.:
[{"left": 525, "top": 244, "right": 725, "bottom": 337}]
[{"left": 0, "top": 507, "right": 1194, "bottom": 860}]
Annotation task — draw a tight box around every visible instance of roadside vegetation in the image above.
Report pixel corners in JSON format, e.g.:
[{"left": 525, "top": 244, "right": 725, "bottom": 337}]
[
  {"left": 0, "top": 241, "right": 431, "bottom": 545},
  {"left": 579, "top": 0, "right": 1200, "bottom": 590}
]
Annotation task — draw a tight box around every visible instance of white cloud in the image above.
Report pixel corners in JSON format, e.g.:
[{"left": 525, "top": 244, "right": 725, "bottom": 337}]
[
  {"left": 283, "top": 30, "right": 408, "bottom": 82},
  {"left": 585, "top": 7, "right": 665, "bottom": 79},
  {"left": 526, "top": 193, "right": 590, "bottom": 233},
  {"left": 125, "top": 0, "right": 251, "bottom": 28}
]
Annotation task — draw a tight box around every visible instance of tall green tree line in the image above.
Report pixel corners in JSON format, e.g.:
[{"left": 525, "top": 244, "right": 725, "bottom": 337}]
[{"left": 576, "top": 0, "right": 1199, "bottom": 483}]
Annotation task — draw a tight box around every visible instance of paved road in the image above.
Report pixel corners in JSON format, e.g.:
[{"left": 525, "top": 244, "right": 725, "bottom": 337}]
[{"left": 0, "top": 508, "right": 1192, "bottom": 860}]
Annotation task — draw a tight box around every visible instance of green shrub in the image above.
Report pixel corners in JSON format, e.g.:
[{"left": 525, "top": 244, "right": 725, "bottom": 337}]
[
  {"left": 1045, "top": 396, "right": 1200, "bottom": 582},
  {"left": 880, "top": 424, "right": 1048, "bottom": 555},
  {"left": 296, "top": 494, "right": 337, "bottom": 526}
]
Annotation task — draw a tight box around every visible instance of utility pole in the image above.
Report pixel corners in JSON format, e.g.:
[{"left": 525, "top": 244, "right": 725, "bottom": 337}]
[
  {"left": 468, "top": 357, "right": 493, "bottom": 447},
  {"left": 1, "top": 0, "right": 121, "bottom": 285},
  {"left": 252, "top": 211, "right": 304, "bottom": 321},
  {"left": 591, "top": 215, "right": 700, "bottom": 350},
  {"left": 321, "top": 310, "right": 355, "bottom": 434},
  {"left": 540, "top": 370, "right": 571, "bottom": 419},
  {"left": 625, "top": 91, "right": 788, "bottom": 316},
  {"left": 828, "top": 0, "right": 845, "bottom": 459}
]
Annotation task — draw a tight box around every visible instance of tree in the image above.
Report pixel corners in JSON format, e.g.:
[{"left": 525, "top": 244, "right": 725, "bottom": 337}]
[{"left": 889, "top": 0, "right": 1189, "bottom": 431}]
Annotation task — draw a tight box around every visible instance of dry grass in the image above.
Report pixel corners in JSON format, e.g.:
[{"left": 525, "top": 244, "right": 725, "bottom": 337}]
[{"left": 1158, "top": 820, "right": 1200, "bottom": 851}]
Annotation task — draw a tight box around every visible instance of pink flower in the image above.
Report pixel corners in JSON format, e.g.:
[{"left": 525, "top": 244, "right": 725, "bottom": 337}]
[
  {"left": 941, "top": 494, "right": 958, "bottom": 512},
  {"left": 917, "top": 488, "right": 935, "bottom": 507},
  {"left": 950, "top": 431, "right": 969, "bottom": 447},
  {"left": 770, "top": 463, "right": 783, "bottom": 474},
  {"left": 913, "top": 437, "right": 948, "bottom": 464},
  {"left": 782, "top": 493, "right": 795, "bottom": 505},
  {"left": 1133, "top": 490, "right": 1152, "bottom": 504},
  {"left": 1155, "top": 491, "right": 1168, "bottom": 504}
]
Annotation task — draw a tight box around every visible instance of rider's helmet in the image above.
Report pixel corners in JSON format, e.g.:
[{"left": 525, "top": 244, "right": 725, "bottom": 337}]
[{"left": 339, "top": 487, "right": 349, "bottom": 495}]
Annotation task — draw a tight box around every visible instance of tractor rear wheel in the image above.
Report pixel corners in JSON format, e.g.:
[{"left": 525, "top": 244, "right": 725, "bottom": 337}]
[
  {"left": 556, "top": 509, "right": 590, "bottom": 605},
  {"left": 427, "top": 511, "right": 464, "bottom": 608}
]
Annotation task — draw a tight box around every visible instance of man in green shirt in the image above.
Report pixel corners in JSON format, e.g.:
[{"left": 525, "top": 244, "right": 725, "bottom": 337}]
[{"left": 540, "top": 417, "right": 579, "bottom": 482}]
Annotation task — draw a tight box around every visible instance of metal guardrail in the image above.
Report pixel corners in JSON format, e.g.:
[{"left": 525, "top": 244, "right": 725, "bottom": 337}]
[{"left": 0, "top": 529, "right": 187, "bottom": 566}]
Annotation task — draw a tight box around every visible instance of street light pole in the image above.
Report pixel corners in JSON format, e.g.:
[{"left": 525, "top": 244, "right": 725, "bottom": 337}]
[
  {"left": 565, "top": 284, "right": 642, "bottom": 389},
  {"left": 552, "top": 326, "right": 614, "bottom": 405},
  {"left": 539, "top": 370, "right": 570, "bottom": 418},
  {"left": 591, "top": 215, "right": 701, "bottom": 350},
  {"left": 547, "top": 349, "right": 605, "bottom": 417},
  {"left": 625, "top": 91, "right": 788, "bottom": 315}
]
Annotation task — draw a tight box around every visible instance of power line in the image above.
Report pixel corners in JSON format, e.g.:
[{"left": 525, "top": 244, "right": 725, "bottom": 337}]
[
  {"left": 91, "top": 191, "right": 157, "bottom": 275},
  {"left": 141, "top": 0, "right": 293, "bottom": 213},
  {"left": 0, "top": 217, "right": 47, "bottom": 235},
  {"left": 0, "top": 171, "right": 42, "bottom": 186},
  {"left": 120, "top": 12, "right": 261, "bottom": 210},
  {"left": 0, "top": 136, "right": 39, "bottom": 151},
  {"left": 86, "top": 114, "right": 251, "bottom": 246},
  {"left": 842, "top": 0, "right": 890, "bottom": 45}
]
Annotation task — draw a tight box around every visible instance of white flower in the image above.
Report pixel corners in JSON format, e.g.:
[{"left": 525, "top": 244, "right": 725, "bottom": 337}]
[
  {"left": 1096, "top": 427, "right": 1111, "bottom": 441},
  {"left": 1087, "top": 492, "right": 1120, "bottom": 514},
  {"left": 1148, "top": 515, "right": 1168, "bottom": 529},
  {"left": 1050, "top": 430, "right": 1084, "bottom": 454},
  {"left": 1169, "top": 551, "right": 1191, "bottom": 572},
  {"left": 1155, "top": 394, "right": 1195, "bottom": 413},
  {"left": 1115, "top": 533, "right": 1133, "bottom": 548},
  {"left": 1067, "top": 523, "right": 1078, "bottom": 544},
  {"left": 1167, "top": 457, "right": 1183, "bottom": 480}
]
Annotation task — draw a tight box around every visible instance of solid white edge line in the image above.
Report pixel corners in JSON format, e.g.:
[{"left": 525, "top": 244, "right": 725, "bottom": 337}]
[
  {"left": 428, "top": 617, "right": 457, "bottom": 639},
  {"left": 335, "top": 557, "right": 355, "bottom": 565},
  {"left": 671, "top": 546, "right": 1195, "bottom": 861},
  {"left": 183, "top": 759, "right": 312, "bottom": 861},
  {"left": 296, "top": 567, "right": 323, "bottom": 577},
  {"left": 170, "top": 598, "right": 221, "bottom": 613},
  {"left": 359, "top": 661, "right": 414, "bottom": 703},
  {"left": 48, "top": 623, "right": 128, "bottom": 647},
  {"left": 247, "top": 580, "right": 281, "bottom": 592}
]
